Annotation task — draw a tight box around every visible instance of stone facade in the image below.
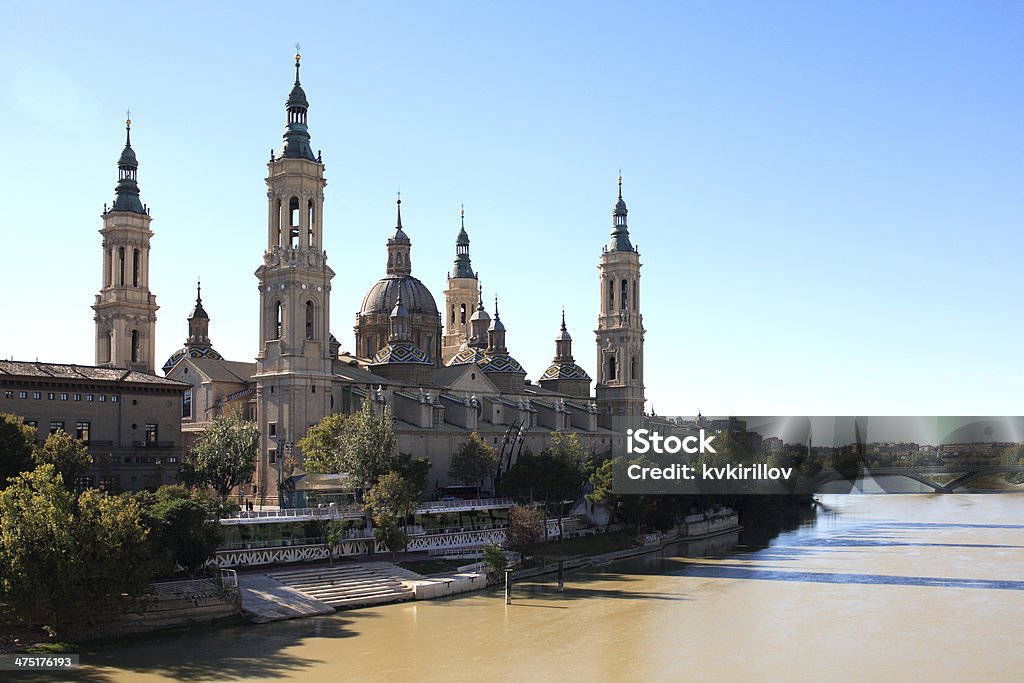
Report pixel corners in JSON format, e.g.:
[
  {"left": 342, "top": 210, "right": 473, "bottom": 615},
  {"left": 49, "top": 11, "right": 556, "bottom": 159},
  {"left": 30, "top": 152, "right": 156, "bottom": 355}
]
[{"left": 0, "top": 360, "right": 186, "bottom": 492}]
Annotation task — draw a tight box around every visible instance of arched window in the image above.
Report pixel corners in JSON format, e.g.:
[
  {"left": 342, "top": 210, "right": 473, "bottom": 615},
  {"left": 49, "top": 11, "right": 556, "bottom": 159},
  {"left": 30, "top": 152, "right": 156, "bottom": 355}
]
[
  {"left": 631, "top": 356, "right": 637, "bottom": 381},
  {"left": 607, "top": 279, "right": 614, "bottom": 309},
  {"left": 307, "top": 199, "right": 315, "bottom": 248},
  {"left": 608, "top": 356, "right": 617, "bottom": 381},
  {"left": 118, "top": 247, "right": 126, "bottom": 286},
  {"left": 305, "top": 301, "right": 315, "bottom": 340},
  {"left": 396, "top": 252, "right": 403, "bottom": 266},
  {"left": 621, "top": 279, "right": 629, "bottom": 310},
  {"left": 273, "top": 302, "right": 283, "bottom": 340},
  {"left": 131, "top": 330, "right": 140, "bottom": 363},
  {"left": 450, "top": 305, "right": 456, "bottom": 325},
  {"left": 460, "top": 303, "right": 467, "bottom": 325},
  {"left": 276, "top": 199, "right": 283, "bottom": 246},
  {"left": 132, "top": 249, "right": 140, "bottom": 287},
  {"left": 289, "top": 196, "right": 300, "bottom": 248},
  {"left": 633, "top": 280, "right": 638, "bottom": 310}
]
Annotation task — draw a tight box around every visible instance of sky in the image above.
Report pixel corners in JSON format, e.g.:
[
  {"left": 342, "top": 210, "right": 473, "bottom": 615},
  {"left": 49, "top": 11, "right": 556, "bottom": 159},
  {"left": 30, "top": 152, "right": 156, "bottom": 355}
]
[{"left": 1, "top": 1, "right": 1022, "bottom": 416}]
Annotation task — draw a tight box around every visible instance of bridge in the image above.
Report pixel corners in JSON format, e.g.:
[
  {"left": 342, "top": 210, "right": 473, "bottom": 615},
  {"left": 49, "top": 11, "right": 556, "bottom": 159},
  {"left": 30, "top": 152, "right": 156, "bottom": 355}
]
[{"left": 816, "top": 465, "right": 1024, "bottom": 493}]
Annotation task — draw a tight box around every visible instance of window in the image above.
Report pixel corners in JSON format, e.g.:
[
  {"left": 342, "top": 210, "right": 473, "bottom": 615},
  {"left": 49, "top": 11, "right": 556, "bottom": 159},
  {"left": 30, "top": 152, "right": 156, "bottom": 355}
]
[
  {"left": 307, "top": 199, "right": 315, "bottom": 247},
  {"left": 132, "top": 249, "right": 140, "bottom": 287},
  {"left": 131, "top": 330, "right": 140, "bottom": 363},
  {"left": 631, "top": 357, "right": 637, "bottom": 381},
  {"left": 18, "top": 391, "right": 27, "bottom": 399},
  {"left": 86, "top": 394, "right": 94, "bottom": 402},
  {"left": 111, "top": 395, "right": 119, "bottom": 403},
  {"left": 99, "top": 476, "right": 118, "bottom": 492},
  {"left": 118, "top": 246, "right": 126, "bottom": 286},
  {"left": 60, "top": 393, "right": 68, "bottom": 401},
  {"left": 167, "top": 456, "right": 178, "bottom": 464},
  {"left": 608, "top": 356, "right": 617, "bottom": 381},
  {"left": 268, "top": 422, "right": 277, "bottom": 438},
  {"left": 268, "top": 449, "right": 277, "bottom": 464},
  {"left": 33, "top": 392, "right": 41, "bottom": 400},
  {"left": 99, "top": 394, "right": 107, "bottom": 403},
  {"left": 3, "top": 391, "right": 11, "bottom": 399},
  {"left": 621, "top": 279, "right": 628, "bottom": 310},
  {"left": 273, "top": 302, "right": 283, "bottom": 340},
  {"left": 289, "top": 196, "right": 300, "bottom": 248},
  {"left": 460, "top": 303, "right": 467, "bottom": 325},
  {"left": 74, "top": 393, "right": 81, "bottom": 401},
  {"left": 450, "top": 305, "right": 455, "bottom": 325},
  {"left": 76, "top": 421, "right": 90, "bottom": 442},
  {"left": 608, "top": 279, "right": 614, "bottom": 308},
  {"left": 47, "top": 392, "right": 55, "bottom": 400},
  {"left": 182, "top": 389, "right": 192, "bottom": 418},
  {"left": 305, "top": 300, "right": 315, "bottom": 340},
  {"left": 145, "top": 423, "right": 158, "bottom": 446},
  {"left": 50, "top": 421, "right": 64, "bottom": 435}
]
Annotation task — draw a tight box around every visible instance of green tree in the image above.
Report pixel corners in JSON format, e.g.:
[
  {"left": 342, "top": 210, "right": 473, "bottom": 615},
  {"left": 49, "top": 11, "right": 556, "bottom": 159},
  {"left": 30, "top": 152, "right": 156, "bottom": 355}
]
[
  {"left": 136, "top": 485, "right": 223, "bottom": 577},
  {"left": 363, "top": 471, "right": 417, "bottom": 559},
  {"left": 185, "top": 413, "right": 259, "bottom": 500},
  {"left": 546, "top": 431, "right": 592, "bottom": 476},
  {"left": 0, "top": 465, "right": 152, "bottom": 633},
  {"left": 301, "top": 400, "right": 403, "bottom": 490},
  {"left": 33, "top": 429, "right": 92, "bottom": 491},
  {"left": 482, "top": 540, "right": 507, "bottom": 582},
  {"left": 586, "top": 458, "right": 619, "bottom": 532},
  {"left": 0, "top": 413, "right": 36, "bottom": 488},
  {"left": 298, "top": 412, "right": 350, "bottom": 475},
  {"left": 449, "top": 432, "right": 499, "bottom": 488}
]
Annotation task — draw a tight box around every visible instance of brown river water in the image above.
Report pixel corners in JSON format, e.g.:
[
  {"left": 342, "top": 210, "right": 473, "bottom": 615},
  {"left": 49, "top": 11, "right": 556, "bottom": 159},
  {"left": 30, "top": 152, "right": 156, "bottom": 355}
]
[{"left": 64, "top": 494, "right": 1024, "bottom": 682}]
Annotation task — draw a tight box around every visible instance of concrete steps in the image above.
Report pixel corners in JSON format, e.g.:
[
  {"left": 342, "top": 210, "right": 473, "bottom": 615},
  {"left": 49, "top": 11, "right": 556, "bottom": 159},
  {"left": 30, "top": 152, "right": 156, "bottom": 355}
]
[{"left": 268, "top": 563, "right": 418, "bottom": 610}]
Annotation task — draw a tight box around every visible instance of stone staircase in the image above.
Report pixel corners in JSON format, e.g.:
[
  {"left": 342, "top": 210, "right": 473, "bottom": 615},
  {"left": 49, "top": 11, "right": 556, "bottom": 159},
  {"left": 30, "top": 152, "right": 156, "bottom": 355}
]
[{"left": 268, "top": 563, "right": 419, "bottom": 610}]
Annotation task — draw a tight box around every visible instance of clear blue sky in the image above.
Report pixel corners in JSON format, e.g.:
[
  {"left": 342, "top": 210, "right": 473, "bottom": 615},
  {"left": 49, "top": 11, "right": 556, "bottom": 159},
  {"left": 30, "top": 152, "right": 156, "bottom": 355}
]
[{"left": 1, "top": 1, "right": 1021, "bottom": 416}]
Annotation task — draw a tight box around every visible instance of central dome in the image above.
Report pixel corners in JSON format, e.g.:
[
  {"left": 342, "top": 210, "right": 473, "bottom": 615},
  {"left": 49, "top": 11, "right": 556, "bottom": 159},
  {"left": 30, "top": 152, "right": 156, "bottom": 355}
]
[{"left": 360, "top": 275, "right": 438, "bottom": 317}]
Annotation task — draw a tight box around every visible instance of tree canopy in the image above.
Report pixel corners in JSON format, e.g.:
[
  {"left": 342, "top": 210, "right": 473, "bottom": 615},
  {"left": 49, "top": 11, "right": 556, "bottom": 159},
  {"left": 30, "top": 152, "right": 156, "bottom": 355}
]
[
  {"left": 33, "top": 429, "right": 92, "bottom": 491},
  {"left": 183, "top": 413, "right": 259, "bottom": 500},
  {"left": 136, "top": 485, "right": 224, "bottom": 577},
  {"left": 449, "top": 432, "right": 499, "bottom": 487},
  {"left": 0, "top": 465, "right": 152, "bottom": 633},
  {"left": 0, "top": 413, "right": 36, "bottom": 488},
  {"left": 300, "top": 400, "right": 412, "bottom": 490},
  {"left": 363, "top": 471, "right": 417, "bottom": 557}
]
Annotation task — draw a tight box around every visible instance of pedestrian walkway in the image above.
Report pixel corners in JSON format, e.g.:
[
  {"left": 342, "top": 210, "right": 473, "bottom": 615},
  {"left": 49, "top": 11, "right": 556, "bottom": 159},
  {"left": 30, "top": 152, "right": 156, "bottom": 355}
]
[{"left": 236, "top": 573, "right": 335, "bottom": 623}]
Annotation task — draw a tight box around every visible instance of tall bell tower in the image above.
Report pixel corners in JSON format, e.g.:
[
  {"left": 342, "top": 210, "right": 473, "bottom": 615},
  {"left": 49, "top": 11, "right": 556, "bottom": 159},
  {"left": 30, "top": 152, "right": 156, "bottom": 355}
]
[
  {"left": 253, "top": 50, "right": 335, "bottom": 500},
  {"left": 442, "top": 207, "right": 480, "bottom": 363},
  {"left": 594, "top": 175, "right": 645, "bottom": 430},
  {"left": 93, "top": 116, "right": 159, "bottom": 374}
]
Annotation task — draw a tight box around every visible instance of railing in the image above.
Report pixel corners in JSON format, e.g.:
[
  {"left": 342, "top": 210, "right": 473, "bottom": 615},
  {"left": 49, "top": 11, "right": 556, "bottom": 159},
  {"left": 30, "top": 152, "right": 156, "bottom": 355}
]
[
  {"left": 149, "top": 578, "right": 219, "bottom": 598},
  {"left": 416, "top": 498, "right": 515, "bottom": 512},
  {"left": 221, "top": 504, "right": 364, "bottom": 522}
]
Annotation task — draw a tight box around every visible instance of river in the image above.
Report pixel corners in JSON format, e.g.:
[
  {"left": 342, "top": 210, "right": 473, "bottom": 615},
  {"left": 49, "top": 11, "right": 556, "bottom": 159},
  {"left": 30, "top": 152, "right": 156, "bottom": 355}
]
[{"left": 73, "top": 494, "right": 1024, "bottom": 682}]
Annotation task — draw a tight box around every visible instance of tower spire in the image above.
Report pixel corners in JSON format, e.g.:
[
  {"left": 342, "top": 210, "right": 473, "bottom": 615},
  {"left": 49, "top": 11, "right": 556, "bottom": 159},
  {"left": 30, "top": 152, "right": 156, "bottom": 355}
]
[
  {"left": 451, "top": 204, "right": 475, "bottom": 278},
  {"left": 112, "top": 114, "right": 145, "bottom": 214},
  {"left": 278, "top": 47, "right": 316, "bottom": 161},
  {"left": 386, "top": 193, "right": 412, "bottom": 275},
  {"left": 609, "top": 172, "right": 632, "bottom": 252}
]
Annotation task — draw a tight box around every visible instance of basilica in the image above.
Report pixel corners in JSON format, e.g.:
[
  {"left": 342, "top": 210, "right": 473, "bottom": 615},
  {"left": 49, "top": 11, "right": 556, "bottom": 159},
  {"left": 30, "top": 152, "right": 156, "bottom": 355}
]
[{"left": 93, "top": 53, "right": 648, "bottom": 503}]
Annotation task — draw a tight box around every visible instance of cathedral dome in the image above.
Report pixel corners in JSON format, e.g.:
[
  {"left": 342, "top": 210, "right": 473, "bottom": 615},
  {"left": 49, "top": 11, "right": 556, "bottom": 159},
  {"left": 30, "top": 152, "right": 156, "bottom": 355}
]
[
  {"left": 162, "top": 346, "right": 223, "bottom": 374},
  {"left": 359, "top": 275, "right": 439, "bottom": 318}
]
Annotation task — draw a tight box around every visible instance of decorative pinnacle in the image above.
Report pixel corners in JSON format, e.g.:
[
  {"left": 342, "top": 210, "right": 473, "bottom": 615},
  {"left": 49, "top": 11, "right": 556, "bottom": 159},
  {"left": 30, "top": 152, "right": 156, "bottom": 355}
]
[
  {"left": 396, "top": 191, "right": 402, "bottom": 228},
  {"left": 294, "top": 43, "right": 302, "bottom": 82},
  {"left": 460, "top": 203, "right": 465, "bottom": 228},
  {"left": 196, "top": 279, "right": 202, "bottom": 303},
  {"left": 125, "top": 109, "right": 132, "bottom": 145},
  {"left": 618, "top": 170, "right": 623, "bottom": 199},
  {"left": 561, "top": 307, "right": 567, "bottom": 330},
  {"left": 494, "top": 295, "right": 500, "bottom": 318}
]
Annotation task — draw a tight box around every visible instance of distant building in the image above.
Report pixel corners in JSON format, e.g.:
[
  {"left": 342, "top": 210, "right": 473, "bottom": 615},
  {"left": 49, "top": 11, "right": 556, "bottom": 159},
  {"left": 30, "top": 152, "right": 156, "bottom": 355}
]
[{"left": 0, "top": 360, "right": 186, "bottom": 492}]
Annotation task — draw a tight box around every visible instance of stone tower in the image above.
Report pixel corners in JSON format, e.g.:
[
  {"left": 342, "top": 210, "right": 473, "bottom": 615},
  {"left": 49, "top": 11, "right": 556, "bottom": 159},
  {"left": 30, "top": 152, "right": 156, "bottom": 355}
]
[
  {"left": 594, "top": 176, "right": 645, "bottom": 430},
  {"left": 442, "top": 207, "right": 480, "bottom": 363},
  {"left": 93, "top": 117, "right": 159, "bottom": 374},
  {"left": 253, "top": 51, "right": 336, "bottom": 499}
]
